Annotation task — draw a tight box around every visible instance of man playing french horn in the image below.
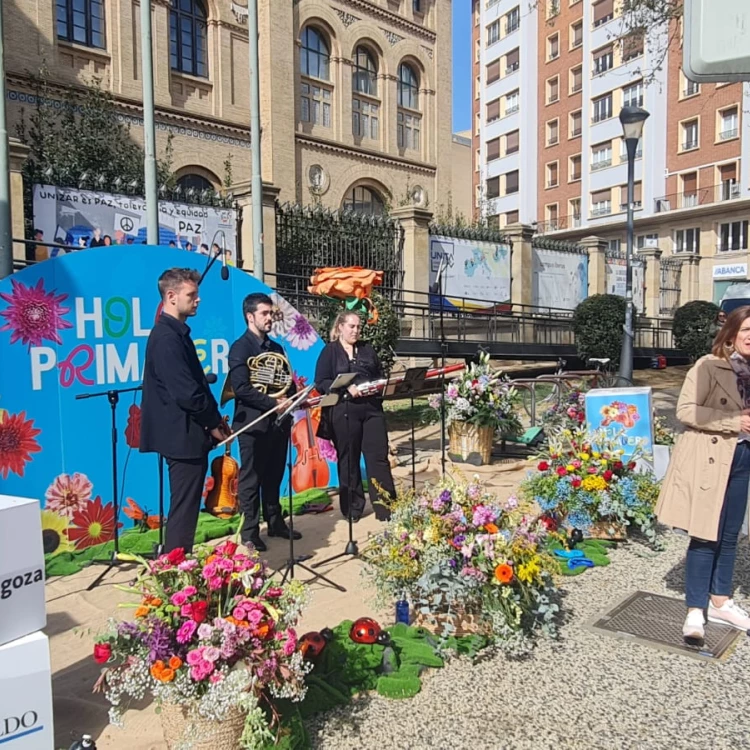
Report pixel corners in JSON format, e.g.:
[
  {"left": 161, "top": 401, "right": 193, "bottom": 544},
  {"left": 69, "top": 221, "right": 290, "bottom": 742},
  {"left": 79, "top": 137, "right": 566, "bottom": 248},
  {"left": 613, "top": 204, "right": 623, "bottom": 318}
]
[{"left": 227, "top": 293, "right": 301, "bottom": 551}]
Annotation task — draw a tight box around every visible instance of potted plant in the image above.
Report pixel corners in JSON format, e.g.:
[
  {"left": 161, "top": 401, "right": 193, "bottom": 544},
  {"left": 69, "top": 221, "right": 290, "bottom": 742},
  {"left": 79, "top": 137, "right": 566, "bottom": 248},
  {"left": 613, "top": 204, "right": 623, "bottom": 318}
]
[
  {"left": 362, "top": 476, "right": 559, "bottom": 652},
  {"left": 520, "top": 428, "right": 661, "bottom": 545},
  {"left": 428, "top": 352, "right": 522, "bottom": 465},
  {"left": 91, "top": 539, "right": 310, "bottom": 749}
]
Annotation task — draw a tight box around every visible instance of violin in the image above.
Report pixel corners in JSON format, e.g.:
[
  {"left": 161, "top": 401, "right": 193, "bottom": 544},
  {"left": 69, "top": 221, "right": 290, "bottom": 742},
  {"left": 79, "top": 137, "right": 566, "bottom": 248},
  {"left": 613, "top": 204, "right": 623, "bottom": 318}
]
[
  {"left": 205, "top": 416, "right": 240, "bottom": 519},
  {"left": 291, "top": 406, "right": 330, "bottom": 493}
]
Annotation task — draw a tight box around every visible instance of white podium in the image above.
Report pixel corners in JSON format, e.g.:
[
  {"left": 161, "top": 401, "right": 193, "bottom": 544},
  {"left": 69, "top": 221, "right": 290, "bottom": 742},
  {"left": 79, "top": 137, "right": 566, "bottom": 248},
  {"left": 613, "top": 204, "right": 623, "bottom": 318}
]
[
  {"left": 0, "top": 631, "right": 54, "bottom": 748},
  {"left": 0, "top": 495, "right": 46, "bottom": 647}
]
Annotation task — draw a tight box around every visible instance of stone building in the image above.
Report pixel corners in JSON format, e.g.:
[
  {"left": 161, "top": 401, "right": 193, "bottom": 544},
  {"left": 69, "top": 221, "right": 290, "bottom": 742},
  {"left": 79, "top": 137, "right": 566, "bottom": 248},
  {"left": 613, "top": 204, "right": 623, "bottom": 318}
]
[{"left": 5, "top": 0, "right": 457, "bottom": 269}]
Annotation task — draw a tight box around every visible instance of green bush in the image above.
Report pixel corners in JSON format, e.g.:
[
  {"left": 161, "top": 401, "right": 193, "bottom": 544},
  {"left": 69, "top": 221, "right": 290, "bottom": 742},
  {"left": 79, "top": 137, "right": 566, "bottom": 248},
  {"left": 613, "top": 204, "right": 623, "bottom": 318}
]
[
  {"left": 673, "top": 300, "right": 719, "bottom": 361},
  {"left": 314, "top": 290, "right": 400, "bottom": 375},
  {"left": 572, "top": 294, "right": 626, "bottom": 364}
]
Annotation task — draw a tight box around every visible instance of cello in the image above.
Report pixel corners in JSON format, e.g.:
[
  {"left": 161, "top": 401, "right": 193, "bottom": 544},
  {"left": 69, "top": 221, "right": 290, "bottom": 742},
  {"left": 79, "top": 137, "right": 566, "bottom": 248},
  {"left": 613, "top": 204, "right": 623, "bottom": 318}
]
[
  {"left": 291, "top": 406, "right": 330, "bottom": 493},
  {"left": 205, "top": 416, "right": 240, "bottom": 519}
]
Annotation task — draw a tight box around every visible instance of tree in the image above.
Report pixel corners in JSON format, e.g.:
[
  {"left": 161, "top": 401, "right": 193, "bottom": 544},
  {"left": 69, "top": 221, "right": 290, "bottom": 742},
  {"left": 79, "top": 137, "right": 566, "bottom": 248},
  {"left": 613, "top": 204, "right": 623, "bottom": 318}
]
[
  {"left": 673, "top": 300, "right": 719, "bottom": 361},
  {"left": 17, "top": 68, "right": 175, "bottom": 234},
  {"left": 572, "top": 294, "right": 627, "bottom": 364}
]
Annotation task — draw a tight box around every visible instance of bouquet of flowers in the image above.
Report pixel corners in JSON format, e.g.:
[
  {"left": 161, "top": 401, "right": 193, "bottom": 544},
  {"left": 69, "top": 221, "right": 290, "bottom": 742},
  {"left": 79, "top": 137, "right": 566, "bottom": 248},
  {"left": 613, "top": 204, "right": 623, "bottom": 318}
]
[
  {"left": 92, "top": 539, "right": 310, "bottom": 749},
  {"left": 654, "top": 414, "right": 676, "bottom": 446},
  {"left": 541, "top": 389, "right": 586, "bottom": 436},
  {"left": 362, "top": 476, "right": 559, "bottom": 653},
  {"left": 520, "top": 428, "right": 661, "bottom": 544},
  {"left": 428, "top": 352, "right": 522, "bottom": 436}
]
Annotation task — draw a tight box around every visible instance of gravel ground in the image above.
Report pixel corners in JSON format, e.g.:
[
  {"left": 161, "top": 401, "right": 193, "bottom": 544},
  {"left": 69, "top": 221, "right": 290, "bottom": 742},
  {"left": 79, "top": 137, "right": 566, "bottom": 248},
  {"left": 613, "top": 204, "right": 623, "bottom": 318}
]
[{"left": 307, "top": 532, "right": 750, "bottom": 750}]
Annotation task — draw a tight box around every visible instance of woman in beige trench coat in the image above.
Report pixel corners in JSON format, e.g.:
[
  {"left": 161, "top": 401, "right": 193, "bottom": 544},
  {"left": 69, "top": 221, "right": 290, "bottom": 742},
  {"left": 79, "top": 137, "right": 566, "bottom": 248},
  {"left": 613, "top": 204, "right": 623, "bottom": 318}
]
[{"left": 656, "top": 306, "right": 750, "bottom": 642}]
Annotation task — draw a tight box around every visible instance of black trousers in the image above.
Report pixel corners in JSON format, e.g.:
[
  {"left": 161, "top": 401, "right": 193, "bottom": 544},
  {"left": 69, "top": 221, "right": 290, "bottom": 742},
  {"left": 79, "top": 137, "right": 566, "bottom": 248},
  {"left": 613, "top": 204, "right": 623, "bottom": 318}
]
[
  {"left": 164, "top": 455, "right": 208, "bottom": 553},
  {"left": 237, "top": 424, "right": 289, "bottom": 540},
  {"left": 331, "top": 398, "right": 394, "bottom": 521}
]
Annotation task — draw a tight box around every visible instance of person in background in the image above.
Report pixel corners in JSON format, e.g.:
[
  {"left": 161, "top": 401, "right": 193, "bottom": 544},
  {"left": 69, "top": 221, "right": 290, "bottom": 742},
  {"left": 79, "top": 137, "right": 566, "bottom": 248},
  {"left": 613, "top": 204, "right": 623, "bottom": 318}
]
[
  {"left": 89, "top": 227, "right": 106, "bottom": 247},
  {"left": 27, "top": 228, "right": 46, "bottom": 262},
  {"left": 657, "top": 305, "right": 750, "bottom": 642},
  {"left": 314, "top": 311, "right": 395, "bottom": 523},
  {"left": 103, "top": 235, "right": 112, "bottom": 246},
  {"left": 708, "top": 310, "right": 728, "bottom": 347}
]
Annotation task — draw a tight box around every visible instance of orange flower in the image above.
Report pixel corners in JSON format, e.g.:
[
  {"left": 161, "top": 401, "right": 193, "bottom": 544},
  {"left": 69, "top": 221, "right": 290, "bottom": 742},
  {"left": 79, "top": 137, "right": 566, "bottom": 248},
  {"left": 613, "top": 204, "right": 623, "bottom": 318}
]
[
  {"left": 494, "top": 563, "right": 513, "bottom": 584},
  {"left": 150, "top": 660, "right": 166, "bottom": 679},
  {"left": 168, "top": 656, "right": 182, "bottom": 670},
  {"left": 135, "top": 606, "right": 150, "bottom": 618},
  {"left": 484, "top": 523, "right": 499, "bottom": 534},
  {"left": 255, "top": 623, "right": 271, "bottom": 639},
  {"left": 159, "top": 668, "right": 175, "bottom": 683},
  {"left": 150, "top": 598, "right": 162, "bottom": 607}
]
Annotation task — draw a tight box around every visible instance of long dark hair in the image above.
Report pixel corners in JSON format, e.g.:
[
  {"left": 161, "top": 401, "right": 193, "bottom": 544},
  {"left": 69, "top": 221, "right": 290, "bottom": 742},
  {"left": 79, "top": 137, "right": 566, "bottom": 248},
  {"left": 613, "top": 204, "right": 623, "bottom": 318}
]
[{"left": 712, "top": 306, "right": 750, "bottom": 359}]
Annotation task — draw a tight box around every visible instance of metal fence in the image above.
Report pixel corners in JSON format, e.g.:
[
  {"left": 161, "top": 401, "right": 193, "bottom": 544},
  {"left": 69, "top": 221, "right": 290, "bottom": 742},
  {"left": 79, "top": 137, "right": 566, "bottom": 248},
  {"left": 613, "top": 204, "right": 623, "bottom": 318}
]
[
  {"left": 274, "top": 202, "right": 404, "bottom": 300},
  {"left": 659, "top": 258, "right": 683, "bottom": 316},
  {"left": 531, "top": 235, "right": 584, "bottom": 254}
]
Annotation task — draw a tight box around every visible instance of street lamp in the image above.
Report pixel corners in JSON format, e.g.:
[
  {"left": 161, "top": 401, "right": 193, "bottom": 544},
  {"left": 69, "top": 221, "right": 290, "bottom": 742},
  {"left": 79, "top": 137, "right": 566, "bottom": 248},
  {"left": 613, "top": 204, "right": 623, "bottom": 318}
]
[{"left": 618, "top": 105, "right": 650, "bottom": 383}]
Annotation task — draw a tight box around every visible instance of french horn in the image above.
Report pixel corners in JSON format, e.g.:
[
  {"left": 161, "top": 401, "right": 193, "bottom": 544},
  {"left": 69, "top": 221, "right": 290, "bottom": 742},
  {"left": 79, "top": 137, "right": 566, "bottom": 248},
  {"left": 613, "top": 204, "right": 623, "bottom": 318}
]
[{"left": 219, "top": 351, "right": 294, "bottom": 407}]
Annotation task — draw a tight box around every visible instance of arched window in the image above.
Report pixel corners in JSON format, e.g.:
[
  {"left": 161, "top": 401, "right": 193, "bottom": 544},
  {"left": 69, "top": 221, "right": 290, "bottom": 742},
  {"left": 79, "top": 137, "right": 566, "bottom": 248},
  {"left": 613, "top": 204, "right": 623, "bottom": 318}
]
[
  {"left": 343, "top": 186, "right": 385, "bottom": 216},
  {"left": 398, "top": 63, "right": 419, "bottom": 109},
  {"left": 170, "top": 0, "right": 208, "bottom": 78},
  {"left": 56, "top": 0, "right": 105, "bottom": 49},
  {"left": 397, "top": 62, "right": 421, "bottom": 151},
  {"left": 352, "top": 46, "right": 379, "bottom": 141},
  {"left": 177, "top": 174, "right": 214, "bottom": 193},
  {"left": 300, "top": 27, "right": 330, "bottom": 80},
  {"left": 300, "top": 26, "right": 332, "bottom": 128}
]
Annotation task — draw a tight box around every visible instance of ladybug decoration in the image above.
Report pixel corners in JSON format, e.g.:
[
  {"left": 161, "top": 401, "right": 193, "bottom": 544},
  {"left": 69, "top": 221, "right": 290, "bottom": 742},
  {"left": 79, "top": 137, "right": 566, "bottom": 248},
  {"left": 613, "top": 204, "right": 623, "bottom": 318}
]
[
  {"left": 349, "top": 617, "right": 382, "bottom": 645},
  {"left": 298, "top": 627, "right": 334, "bottom": 660}
]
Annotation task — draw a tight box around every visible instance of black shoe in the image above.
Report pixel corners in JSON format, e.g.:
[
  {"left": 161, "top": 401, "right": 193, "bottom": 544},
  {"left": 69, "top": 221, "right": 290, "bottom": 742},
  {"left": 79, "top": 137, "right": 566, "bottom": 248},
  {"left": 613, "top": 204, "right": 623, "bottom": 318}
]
[
  {"left": 267, "top": 523, "right": 302, "bottom": 540},
  {"left": 242, "top": 534, "right": 267, "bottom": 552}
]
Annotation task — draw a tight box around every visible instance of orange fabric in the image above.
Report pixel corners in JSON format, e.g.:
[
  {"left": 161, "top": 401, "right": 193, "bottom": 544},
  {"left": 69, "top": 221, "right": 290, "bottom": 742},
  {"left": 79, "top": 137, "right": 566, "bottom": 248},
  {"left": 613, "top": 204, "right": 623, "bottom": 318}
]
[{"left": 307, "top": 267, "right": 383, "bottom": 299}]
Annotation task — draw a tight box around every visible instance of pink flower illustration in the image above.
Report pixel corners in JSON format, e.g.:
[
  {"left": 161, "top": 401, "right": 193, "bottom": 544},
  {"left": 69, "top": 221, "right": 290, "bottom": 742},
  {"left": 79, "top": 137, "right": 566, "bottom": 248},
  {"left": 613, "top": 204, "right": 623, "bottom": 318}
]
[
  {"left": 318, "top": 438, "right": 337, "bottom": 462},
  {"left": 286, "top": 314, "right": 316, "bottom": 351},
  {"left": 45, "top": 472, "right": 93, "bottom": 518},
  {"left": 0, "top": 278, "right": 73, "bottom": 348}
]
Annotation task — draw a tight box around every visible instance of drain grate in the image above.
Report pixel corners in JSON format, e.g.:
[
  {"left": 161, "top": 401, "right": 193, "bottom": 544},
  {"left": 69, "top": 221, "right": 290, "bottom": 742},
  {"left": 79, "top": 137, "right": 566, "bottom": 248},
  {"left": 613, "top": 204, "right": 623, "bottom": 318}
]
[{"left": 586, "top": 591, "right": 743, "bottom": 662}]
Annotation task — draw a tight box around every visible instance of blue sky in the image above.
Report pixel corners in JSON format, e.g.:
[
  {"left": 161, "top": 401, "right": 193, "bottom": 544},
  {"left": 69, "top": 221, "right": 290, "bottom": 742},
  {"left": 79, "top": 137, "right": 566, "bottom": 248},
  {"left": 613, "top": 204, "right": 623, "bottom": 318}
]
[{"left": 452, "top": 1, "right": 471, "bottom": 133}]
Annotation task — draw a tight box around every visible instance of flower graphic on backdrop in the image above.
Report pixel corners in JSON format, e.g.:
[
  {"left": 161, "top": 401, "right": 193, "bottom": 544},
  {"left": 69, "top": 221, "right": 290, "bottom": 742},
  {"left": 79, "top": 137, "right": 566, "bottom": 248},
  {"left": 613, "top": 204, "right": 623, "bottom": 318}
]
[
  {"left": 318, "top": 438, "right": 337, "bottom": 463},
  {"left": 44, "top": 472, "right": 94, "bottom": 519},
  {"left": 0, "top": 277, "right": 73, "bottom": 348},
  {"left": 269, "top": 293, "right": 297, "bottom": 339},
  {"left": 41, "top": 510, "right": 74, "bottom": 557},
  {"left": 286, "top": 314, "right": 317, "bottom": 351},
  {"left": 68, "top": 496, "right": 122, "bottom": 549},
  {"left": 0, "top": 410, "right": 42, "bottom": 479},
  {"left": 125, "top": 403, "right": 142, "bottom": 448}
]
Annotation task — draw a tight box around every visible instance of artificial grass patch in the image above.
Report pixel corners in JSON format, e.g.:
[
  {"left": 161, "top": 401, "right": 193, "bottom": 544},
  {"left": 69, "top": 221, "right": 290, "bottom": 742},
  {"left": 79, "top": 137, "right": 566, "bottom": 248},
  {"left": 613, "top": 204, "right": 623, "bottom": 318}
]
[
  {"left": 545, "top": 537, "right": 616, "bottom": 577},
  {"left": 45, "top": 488, "right": 333, "bottom": 578}
]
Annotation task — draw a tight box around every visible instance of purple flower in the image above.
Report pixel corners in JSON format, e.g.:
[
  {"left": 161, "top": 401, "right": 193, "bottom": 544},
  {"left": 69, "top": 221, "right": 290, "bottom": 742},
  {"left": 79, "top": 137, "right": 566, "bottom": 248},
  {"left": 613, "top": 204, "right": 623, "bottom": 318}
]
[
  {"left": 472, "top": 505, "right": 496, "bottom": 527},
  {"left": 144, "top": 618, "right": 172, "bottom": 663},
  {"left": 439, "top": 490, "right": 452, "bottom": 503}
]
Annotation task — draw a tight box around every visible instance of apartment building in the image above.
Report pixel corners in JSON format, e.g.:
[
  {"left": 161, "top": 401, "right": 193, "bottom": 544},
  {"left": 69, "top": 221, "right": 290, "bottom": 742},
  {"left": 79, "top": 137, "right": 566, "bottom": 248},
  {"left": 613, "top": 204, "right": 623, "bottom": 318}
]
[
  {"left": 5, "top": 0, "right": 455, "bottom": 233},
  {"left": 472, "top": 0, "right": 750, "bottom": 306}
]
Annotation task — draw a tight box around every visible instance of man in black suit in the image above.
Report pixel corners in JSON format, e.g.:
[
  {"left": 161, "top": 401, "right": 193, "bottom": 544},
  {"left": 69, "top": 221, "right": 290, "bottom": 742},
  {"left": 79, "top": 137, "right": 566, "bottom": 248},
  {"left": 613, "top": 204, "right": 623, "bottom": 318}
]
[
  {"left": 140, "top": 268, "right": 229, "bottom": 553},
  {"left": 228, "top": 293, "right": 301, "bottom": 551}
]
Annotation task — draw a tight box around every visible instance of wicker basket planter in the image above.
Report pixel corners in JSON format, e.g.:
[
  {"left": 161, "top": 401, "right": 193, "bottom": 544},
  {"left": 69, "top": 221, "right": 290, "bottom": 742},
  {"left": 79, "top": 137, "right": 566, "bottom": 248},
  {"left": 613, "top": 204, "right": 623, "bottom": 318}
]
[
  {"left": 414, "top": 604, "right": 491, "bottom": 638},
  {"left": 448, "top": 421, "right": 494, "bottom": 465},
  {"left": 587, "top": 518, "right": 627, "bottom": 541},
  {"left": 160, "top": 702, "right": 247, "bottom": 750}
]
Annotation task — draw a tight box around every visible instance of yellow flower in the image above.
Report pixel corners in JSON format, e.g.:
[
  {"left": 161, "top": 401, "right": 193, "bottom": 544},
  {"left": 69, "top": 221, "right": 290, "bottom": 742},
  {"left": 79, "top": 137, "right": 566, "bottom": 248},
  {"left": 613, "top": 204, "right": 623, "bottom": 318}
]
[
  {"left": 41, "top": 511, "right": 74, "bottom": 557},
  {"left": 565, "top": 464, "right": 575, "bottom": 473},
  {"left": 581, "top": 475, "right": 608, "bottom": 492},
  {"left": 579, "top": 453, "right": 590, "bottom": 461},
  {"left": 517, "top": 559, "right": 541, "bottom": 584},
  {"left": 592, "top": 451, "right": 601, "bottom": 459}
]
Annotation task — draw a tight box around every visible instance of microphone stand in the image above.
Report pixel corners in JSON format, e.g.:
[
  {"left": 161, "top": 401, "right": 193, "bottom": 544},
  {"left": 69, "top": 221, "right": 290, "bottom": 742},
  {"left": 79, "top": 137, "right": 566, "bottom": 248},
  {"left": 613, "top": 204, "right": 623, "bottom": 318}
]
[
  {"left": 75, "top": 384, "right": 147, "bottom": 590},
  {"left": 198, "top": 243, "right": 224, "bottom": 285},
  {"left": 437, "top": 255, "right": 448, "bottom": 477}
]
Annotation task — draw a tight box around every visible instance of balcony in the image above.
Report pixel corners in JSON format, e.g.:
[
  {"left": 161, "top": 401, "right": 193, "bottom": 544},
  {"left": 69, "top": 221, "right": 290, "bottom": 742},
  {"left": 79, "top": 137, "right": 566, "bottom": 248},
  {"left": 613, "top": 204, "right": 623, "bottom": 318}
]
[
  {"left": 505, "top": 21, "right": 520, "bottom": 35},
  {"left": 720, "top": 128, "right": 739, "bottom": 141},
  {"left": 682, "top": 139, "right": 699, "bottom": 151},
  {"left": 619, "top": 201, "right": 643, "bottom": 211},
  {"left": 536, "top": 213, "right": 582, "bottom": 233},
  {"left": 591, "top": 157, "right": 613, "bottom": 171},
  {"left": 591, "top": 204, "right": 612, "bottom": 217},
  {"left": 653, "top": 182, "right": 742, "bottom": 213},
  {"left": 506, "top": 62, "right": 520, "bottom": 75},
  {"left": 593, "top": 13, "right": 613, "bottom": 28}
]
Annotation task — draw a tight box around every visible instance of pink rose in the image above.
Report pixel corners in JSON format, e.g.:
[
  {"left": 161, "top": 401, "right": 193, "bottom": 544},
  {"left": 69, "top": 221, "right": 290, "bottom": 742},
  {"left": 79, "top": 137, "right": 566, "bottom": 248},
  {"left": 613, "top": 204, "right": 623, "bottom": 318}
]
[
  {"left": 202, "top": 562, "right": 218, "bottom": 579},
  {"left": 183, "top": 585, "right": 197, "bottom": 597},
  {"left": 186, "top": 648, "right": 204, "bottom": 666},
  {"left": 171, "top": 591, "right": 188, "bottom": 607},
  {"left": 203, "top": 646, "right": 221, "bottom": 662},
  {"left": 210, "top": 672, "right": 224, "bottom": 684},
  {"left": 208, "top": 576, "right": 224, "bottom": 590},
  {"left": 176, "top": 621, "right": 198, "bottom": 644},
  {"left": 178, "top": 559, "right": 198, "bottom": 572}
]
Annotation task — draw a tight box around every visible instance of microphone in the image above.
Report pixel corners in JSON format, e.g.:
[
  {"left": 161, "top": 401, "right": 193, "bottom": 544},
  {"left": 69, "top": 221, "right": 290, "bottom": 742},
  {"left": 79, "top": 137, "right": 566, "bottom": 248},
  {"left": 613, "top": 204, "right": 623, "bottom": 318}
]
[{"left": 206, "top": 373, "right": 218, "bottom": 384}]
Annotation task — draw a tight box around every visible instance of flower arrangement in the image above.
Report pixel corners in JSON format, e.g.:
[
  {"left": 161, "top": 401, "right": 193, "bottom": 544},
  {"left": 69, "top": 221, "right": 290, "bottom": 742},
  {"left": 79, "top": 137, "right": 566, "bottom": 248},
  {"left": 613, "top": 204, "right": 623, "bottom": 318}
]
[
  {"left": 653, "top": 414, "right": 676, "bottom": 446},
  {"left": 362, "top": 476, "right": 559, "bottom": 653},
  {"left": 520, "top": 428, "right": 661, "bottom": 544},
  {"left": 428, "top": 352, "right": 522, "bottom": 436},
  {"left": 541, "top": 389, "right": 586, "bottom": 437},
  {"left": 92, "top": 539, "right": 310, "bottom": 749}
]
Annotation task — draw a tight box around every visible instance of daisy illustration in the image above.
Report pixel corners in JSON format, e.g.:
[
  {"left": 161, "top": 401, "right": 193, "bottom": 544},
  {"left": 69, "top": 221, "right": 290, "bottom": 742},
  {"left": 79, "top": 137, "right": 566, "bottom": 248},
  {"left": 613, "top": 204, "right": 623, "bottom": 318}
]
[
  {"left": 0, "top": 277, "right": 73, "bottom": 349},
  {"left": 286, "top": 313, "right": 317, "bottom": 351},
  {"left": 68, "top": 496, "right": 122, "bottom": 549},
  {"left": 0, "top": 410, "right": 42, "bottom": 479},
  {"left": 269, "top": 293, "right": 297, "bottom": 339},
  {"left": 45, "top": 472, "right": 94, "bottom": 519},
  {"left": 41, "top": 511, "right": 74, "bottom": 557}
]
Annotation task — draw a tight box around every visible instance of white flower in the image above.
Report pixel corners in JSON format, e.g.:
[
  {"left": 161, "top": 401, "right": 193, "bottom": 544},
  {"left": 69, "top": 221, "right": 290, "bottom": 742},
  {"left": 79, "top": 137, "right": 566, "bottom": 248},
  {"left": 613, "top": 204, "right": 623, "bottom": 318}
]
[{"left": 269, "top": 293, "right": 297, "bottom": 339}]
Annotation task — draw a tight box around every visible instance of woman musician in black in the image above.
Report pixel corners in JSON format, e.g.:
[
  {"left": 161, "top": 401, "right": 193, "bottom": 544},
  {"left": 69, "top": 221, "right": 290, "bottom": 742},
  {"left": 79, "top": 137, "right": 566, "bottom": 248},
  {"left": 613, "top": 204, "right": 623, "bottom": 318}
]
[{"left": 314, "top": 311, "right": 395, "bottom": 522}]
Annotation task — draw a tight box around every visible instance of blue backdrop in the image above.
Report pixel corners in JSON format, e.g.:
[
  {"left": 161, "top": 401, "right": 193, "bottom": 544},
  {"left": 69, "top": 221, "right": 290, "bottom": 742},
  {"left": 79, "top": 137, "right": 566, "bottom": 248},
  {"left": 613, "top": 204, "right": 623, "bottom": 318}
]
[{"left": 0, "top": 246, "right": 336, "bottom": 551}]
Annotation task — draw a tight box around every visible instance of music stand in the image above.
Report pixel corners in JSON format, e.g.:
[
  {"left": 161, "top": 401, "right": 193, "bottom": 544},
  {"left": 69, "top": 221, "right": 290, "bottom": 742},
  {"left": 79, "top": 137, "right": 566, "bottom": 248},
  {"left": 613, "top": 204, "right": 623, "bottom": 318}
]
[
  {"left": 313, "top": 372, "right": 361, "bottom": 570},
  {"left": 274, "top": 388, "right": 344, "bottom": 591},
  {"left": 75, "top": 385, "right": 145, "bottom": 591},
  {"left": 383, "top": 367, "right": 428, "bottom": 491}
]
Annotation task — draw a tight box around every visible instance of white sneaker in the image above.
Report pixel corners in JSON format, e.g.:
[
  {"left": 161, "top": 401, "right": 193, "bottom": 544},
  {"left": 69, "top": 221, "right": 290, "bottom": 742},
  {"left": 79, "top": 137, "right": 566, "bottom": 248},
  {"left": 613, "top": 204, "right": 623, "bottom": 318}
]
[
  {"left": 707, "top": 599, "right": 750, "bottom": 631},
  {"left": 682, "top": 609, "right": 705, "bottom": 641}
]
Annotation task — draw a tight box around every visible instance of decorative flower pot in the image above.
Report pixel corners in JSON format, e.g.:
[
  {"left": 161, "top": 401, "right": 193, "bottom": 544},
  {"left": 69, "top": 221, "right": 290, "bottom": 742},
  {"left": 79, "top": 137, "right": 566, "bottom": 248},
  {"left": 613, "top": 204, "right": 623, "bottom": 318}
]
[
  {"left": 160, "top": 702, "right": 247, "bottom": 749},
  {"left": 448, "top": 421, "right": 494, "bottom": 465}
]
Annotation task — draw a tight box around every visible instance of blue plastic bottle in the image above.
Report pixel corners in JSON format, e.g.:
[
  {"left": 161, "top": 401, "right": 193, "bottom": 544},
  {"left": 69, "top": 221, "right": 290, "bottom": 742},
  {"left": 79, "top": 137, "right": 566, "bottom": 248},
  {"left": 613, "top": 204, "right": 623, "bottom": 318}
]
[{"left": 396, "top": 598, "right": 410, "bottom": 625}]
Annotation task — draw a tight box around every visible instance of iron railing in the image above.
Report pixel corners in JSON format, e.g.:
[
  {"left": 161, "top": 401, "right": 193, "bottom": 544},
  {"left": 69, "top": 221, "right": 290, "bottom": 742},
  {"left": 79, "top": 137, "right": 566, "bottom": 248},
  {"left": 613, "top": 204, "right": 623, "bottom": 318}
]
[
  {"left": 654, "top": 181, "right": 741, "bottom": 213},
  {"left": 532, "top": 235, "right": 584, "bottom": 254},
  {"left": 660, "top": 257, "right": 683, "bottom": 316},
  {"left": 274, "top": 202, "right": 404, "bottom": 301}
]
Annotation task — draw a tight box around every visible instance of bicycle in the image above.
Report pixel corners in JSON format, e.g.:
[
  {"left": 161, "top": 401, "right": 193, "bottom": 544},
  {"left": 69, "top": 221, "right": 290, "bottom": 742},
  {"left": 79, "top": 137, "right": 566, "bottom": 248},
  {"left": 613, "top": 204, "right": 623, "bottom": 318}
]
[{"left": 585, "top": 357, "right": 634, "bottom": 389}]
